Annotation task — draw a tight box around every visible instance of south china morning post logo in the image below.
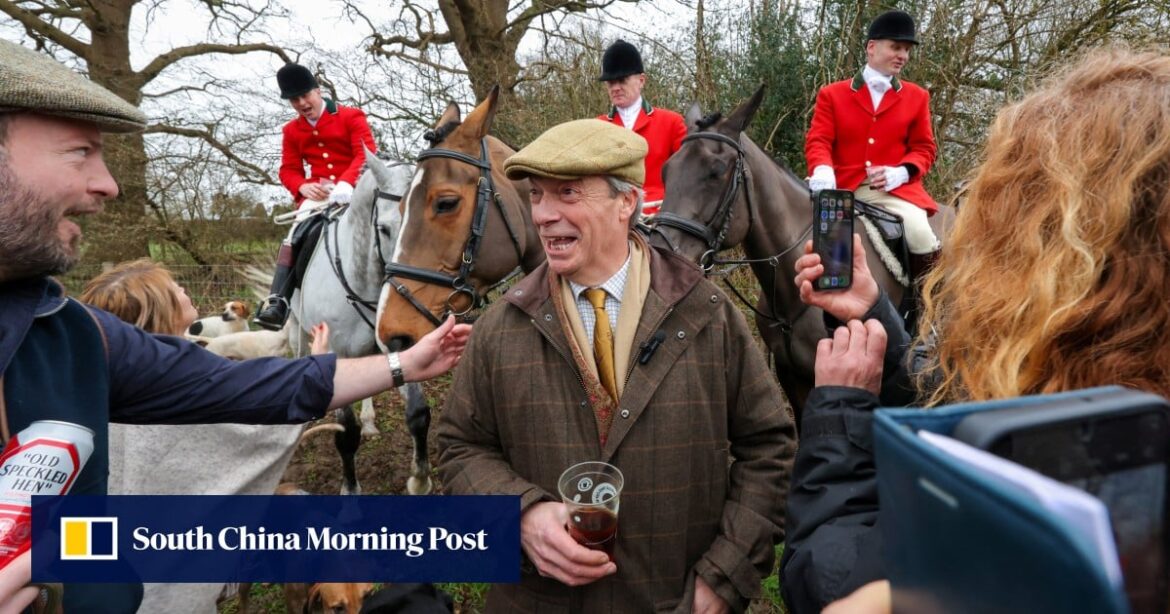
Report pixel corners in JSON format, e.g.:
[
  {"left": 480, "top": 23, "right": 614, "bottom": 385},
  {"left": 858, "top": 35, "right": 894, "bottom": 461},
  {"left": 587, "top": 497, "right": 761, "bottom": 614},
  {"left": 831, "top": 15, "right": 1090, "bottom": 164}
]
[
  {"left": 32, "top": 495, "right": 519, "bottom": 583},
  {"left": 60, "top": 517, "right": 118, "bottom": 561}
]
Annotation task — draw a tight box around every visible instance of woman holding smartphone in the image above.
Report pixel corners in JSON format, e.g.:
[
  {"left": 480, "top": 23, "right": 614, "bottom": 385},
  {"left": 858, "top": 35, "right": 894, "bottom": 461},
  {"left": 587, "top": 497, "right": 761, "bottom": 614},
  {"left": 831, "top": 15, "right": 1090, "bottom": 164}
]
[{"left": 781, "top": 47, "right": 1170, "bottom": 613}]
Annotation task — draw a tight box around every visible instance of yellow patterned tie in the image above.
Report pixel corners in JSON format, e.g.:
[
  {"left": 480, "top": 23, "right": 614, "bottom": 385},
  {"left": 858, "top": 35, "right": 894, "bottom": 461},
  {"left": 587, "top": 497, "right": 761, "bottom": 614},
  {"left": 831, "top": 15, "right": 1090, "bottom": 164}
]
[{"left": 585, "top": 288, "right": 618, "bottom": 401}]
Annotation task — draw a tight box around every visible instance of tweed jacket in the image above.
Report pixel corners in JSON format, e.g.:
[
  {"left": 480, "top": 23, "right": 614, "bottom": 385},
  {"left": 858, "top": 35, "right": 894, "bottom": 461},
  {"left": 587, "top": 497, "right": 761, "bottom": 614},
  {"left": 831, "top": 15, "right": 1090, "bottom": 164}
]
[
  {"left": 599, "top": 99, "right": 687, "bottom": 206},
  {"left": 279, "top": 99, "right": 377, "bottom": 205},
  {"left": 805, "top": 72, "right": 938, "bottom": 214},
  {"left": 437, "top": 244, "right": 797, "bottom": 613}
]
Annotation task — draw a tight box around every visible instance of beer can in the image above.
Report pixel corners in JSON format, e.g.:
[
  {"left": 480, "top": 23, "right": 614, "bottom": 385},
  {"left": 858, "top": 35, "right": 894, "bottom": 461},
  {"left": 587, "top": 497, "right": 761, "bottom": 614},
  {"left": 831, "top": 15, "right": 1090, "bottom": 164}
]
[{"left": 0, "top": 421, "right": 95, "bottom": 568}]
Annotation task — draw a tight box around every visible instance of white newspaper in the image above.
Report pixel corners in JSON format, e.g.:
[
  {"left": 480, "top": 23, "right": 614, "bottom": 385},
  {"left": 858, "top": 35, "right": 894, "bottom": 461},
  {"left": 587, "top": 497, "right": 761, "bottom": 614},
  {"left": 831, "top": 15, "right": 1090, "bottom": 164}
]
[{"left": 918, "top": 430, "right": 1124, "bottom": 588}]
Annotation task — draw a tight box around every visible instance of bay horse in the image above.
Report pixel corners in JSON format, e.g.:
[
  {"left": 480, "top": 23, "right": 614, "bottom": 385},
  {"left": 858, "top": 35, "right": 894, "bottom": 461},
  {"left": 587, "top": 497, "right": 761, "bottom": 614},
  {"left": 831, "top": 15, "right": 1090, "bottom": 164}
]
[
  {"left": 650, "top": 86, "right": 951, "bottom": 421},
  {"left": 287, "top": 150, "right": 436, "bottom": 495},
  {"left": 375, "top": 86, "right": 544, "bottom": 349}
]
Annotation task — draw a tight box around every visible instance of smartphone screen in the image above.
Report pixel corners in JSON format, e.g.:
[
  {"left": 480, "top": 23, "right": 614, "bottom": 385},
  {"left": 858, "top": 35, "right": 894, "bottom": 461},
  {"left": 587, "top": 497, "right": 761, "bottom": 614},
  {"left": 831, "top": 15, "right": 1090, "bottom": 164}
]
[
  {"left": 812, "top": 190, "right": 854, "bottom": 290},
  {"left": 992, "top": 412, "right": 1170, "bottom": 614}
]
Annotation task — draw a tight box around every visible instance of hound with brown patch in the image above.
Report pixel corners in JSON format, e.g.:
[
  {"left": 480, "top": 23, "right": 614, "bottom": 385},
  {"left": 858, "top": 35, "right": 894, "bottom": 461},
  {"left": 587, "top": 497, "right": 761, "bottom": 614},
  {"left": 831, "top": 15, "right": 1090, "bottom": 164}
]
[{"left": 186, "top": 300, "right": 251, "bottom": 338}]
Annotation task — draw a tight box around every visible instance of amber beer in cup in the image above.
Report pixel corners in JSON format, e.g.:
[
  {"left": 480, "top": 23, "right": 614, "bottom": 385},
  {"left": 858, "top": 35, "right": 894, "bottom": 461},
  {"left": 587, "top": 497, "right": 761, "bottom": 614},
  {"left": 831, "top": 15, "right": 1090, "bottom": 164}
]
[{"left": 558, "top": 461, "right": 624, "bottom": 558}]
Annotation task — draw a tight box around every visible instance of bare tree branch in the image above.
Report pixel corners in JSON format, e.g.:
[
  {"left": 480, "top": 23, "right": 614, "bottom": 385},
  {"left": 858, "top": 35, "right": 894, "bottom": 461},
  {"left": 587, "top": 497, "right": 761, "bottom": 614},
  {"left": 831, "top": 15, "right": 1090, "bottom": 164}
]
[{"left": 137, "top": 42, "right": 290, "bottom": 86}]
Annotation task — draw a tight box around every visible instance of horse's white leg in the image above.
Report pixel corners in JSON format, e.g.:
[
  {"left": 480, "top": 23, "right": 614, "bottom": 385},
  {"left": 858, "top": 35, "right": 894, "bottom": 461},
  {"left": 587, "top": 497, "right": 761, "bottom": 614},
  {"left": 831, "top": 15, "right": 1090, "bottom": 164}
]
[
  {"left": 359, "top": 396, "right": 379, "bottom": 436},
  {"left": 402, "top": 383, "right": 433, "bottom": 495}
]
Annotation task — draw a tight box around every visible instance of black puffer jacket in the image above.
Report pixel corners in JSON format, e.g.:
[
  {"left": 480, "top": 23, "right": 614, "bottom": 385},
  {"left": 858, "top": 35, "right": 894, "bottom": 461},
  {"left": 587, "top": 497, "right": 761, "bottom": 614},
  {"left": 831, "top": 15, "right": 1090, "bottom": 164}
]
[{"left": 779, "top": 291, "right": 929, "bottom": 613}]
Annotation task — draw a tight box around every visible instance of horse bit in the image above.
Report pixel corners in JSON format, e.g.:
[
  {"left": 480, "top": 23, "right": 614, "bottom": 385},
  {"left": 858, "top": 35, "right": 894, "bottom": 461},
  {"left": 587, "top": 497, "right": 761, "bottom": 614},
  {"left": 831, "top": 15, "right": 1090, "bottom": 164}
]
[{"left": 381, "top": 138, "right": 525, "bottom": 327}]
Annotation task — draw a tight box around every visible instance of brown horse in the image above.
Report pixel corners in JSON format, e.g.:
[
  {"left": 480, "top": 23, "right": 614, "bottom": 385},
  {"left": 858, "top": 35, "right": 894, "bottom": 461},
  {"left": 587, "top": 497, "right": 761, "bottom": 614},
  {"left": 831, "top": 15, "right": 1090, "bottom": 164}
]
[
  {"left": 376, "top": 87, "right": 545, "bottom": 349},
  {"left": 650, "top": 86, "right": 951, "bottom": 420}
]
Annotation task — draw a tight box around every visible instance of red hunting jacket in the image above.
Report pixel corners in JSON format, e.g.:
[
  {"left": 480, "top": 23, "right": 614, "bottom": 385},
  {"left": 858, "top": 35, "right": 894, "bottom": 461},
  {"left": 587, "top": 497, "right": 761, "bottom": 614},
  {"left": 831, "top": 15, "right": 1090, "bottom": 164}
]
[
  {"left": 599, "top": 99, "right": 687, "bottom": 210},
  {"left": 805, "top": 73, "right": 937, "bottom": 214},
  {"left": 280, "top": 99, "right": 376, "bottom": 206}
]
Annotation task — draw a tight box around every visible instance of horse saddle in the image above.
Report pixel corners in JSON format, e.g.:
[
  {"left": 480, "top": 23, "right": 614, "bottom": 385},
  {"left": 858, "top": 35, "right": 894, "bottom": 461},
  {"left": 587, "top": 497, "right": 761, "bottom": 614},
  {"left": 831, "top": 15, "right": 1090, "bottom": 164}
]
[{"left": 855, "top": 199, "right": 911, "bottom": 286}]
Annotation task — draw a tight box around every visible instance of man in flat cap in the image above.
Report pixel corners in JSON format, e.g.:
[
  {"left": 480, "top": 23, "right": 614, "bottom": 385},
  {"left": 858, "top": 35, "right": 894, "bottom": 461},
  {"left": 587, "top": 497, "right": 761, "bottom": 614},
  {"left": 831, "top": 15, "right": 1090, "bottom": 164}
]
[
  {"left": 596, "top": 40, "right": 686, "bottom": 216},
  {"left": 254, "top": 62, "right": 378, "bottom": 330},
  {"left": 805, "top": 9, "right": 941, "bottom": 282},
  {"left": 437, "top": 118, "right": 795, "bottom": 613},
  {"left": 0, "top": 40, "right": 467, "bottom": 612}
]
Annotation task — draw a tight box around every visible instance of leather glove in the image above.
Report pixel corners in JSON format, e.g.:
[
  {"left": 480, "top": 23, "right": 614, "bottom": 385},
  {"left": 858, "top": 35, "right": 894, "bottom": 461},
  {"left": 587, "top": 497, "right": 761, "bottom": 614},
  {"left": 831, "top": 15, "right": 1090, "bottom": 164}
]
[
  {"left": 808, "top": 165, "right": 837, "bottom": 191},
  {"left": 328, "top": 181, "right": 354, "bottom": 205}
]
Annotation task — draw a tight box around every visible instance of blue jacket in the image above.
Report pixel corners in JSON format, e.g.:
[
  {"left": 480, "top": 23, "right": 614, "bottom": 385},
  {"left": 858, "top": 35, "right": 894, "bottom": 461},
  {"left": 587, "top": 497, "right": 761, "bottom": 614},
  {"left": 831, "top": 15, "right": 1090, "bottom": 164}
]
[{"left": 1, "top": 276, "right": 338, "bottom": 612}]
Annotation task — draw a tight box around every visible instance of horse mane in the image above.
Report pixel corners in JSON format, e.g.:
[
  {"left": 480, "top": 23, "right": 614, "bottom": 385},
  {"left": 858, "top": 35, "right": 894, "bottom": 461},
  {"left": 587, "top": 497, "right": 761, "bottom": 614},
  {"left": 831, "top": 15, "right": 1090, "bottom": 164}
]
[
  {"left": 696, "top": 112, "right": 723, "bottom": 131},
  {"left": 424, "top": 120, "right": 461, "bottom": 146}
]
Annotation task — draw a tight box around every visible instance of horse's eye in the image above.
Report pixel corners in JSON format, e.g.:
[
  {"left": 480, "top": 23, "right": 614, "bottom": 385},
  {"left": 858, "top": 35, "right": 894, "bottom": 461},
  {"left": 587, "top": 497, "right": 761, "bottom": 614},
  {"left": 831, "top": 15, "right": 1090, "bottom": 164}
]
[
  {"left": 708, "top": 160, "right": 728, "bottom": 179},
  {"left": 434, "top": 196, "right": 460, "bottom": 214}
]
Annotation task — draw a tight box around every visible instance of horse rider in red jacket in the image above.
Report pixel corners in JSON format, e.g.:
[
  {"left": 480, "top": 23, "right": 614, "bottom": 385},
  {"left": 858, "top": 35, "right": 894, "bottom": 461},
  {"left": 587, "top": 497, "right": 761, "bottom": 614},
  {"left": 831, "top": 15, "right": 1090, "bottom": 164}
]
[
  {"left": 255, "top": 63, "right": 377, "bottom": 330},
  {"left": 596, "top": 40, "right": 686, "bottom": 217},
  {"left": 805, "top": 10, "right": 941, "bottom": 281}
]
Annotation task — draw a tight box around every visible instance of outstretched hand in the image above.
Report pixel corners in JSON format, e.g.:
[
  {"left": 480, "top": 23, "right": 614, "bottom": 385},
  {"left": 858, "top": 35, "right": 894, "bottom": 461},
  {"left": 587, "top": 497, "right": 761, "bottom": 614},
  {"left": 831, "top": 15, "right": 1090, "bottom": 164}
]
[
  {"left": 793, "top": 234, "right": 880, "bottom": 322},
  {"left": 400, "top": 315, "right": 472, "bottom": 383},
  {"left": 521, "top": 502, "right": 616, "bottom": 586},
  {"left": 309, "top": 322, "right": 331, "bottom": 355},
  {"left": 815, "top": 319, "right": 887, "bottom": 394}
]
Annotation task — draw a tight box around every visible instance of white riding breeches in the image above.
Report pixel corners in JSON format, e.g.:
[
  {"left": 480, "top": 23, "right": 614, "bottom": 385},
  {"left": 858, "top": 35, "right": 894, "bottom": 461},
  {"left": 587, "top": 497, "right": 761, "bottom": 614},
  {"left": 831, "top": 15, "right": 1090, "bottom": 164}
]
[{"left": 854, "top": 184, "right": 940, "bottom": 254}]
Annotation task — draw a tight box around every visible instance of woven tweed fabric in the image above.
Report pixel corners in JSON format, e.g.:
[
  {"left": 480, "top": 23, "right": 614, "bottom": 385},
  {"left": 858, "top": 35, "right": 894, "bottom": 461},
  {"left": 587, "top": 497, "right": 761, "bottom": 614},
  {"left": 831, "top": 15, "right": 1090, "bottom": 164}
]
[
  {"left": 0, "top": 39, "right": 146, "bottom": 133},
  {"left": 503, "top": 118, "right": 647, "bottom": 186}
]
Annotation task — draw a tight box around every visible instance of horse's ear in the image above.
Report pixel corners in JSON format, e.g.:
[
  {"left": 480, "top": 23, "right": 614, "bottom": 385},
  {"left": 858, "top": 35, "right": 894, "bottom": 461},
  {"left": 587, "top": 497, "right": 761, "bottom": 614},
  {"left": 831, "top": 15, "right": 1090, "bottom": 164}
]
[
  {"left": 436, "top": 101, "right": 460, "bottom": 128},
  {"left": 684, "top": 102, "right": 703, "bottom": 133},
  {"left": 724, "top": 84, "right": 765, "bottom": 134},
  {"left": 364, "top": 146, "right": 392, "bottom": 187},
  {"left": 461, "top": 85, "right": 500, "bottom": 140}
]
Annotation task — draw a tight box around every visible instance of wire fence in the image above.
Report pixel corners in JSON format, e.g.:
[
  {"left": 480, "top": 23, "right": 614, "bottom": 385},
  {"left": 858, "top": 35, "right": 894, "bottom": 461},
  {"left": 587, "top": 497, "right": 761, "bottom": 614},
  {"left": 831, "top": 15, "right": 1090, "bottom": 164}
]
[{"left": 58, "top": 258, "right": 273, "bottom": 317}]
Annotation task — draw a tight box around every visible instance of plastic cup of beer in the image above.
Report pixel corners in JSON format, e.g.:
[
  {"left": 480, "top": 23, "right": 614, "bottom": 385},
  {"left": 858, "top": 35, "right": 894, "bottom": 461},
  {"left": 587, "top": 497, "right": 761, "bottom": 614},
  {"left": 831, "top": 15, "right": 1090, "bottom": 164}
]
[{"left": 557, "top": 461, "right": 624, "bottom": 558}]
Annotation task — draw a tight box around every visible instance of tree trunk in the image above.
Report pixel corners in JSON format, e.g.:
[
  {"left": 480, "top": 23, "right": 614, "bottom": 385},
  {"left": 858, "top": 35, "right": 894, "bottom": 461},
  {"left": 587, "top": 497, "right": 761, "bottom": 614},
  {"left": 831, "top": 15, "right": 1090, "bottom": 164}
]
[{"left": 85, "top": 0, "right": 152, "bottom": 260}]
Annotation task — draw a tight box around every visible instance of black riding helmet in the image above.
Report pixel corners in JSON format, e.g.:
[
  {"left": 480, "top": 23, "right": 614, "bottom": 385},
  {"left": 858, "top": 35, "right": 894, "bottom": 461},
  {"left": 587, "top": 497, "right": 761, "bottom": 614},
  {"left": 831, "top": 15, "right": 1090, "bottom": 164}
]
[
  {"left": 277, "top": 63, "right": 319, "bottom": 99},
  {"left": 867, "top": 10, "right": 919, "bottom": 45},
  {"left": 598, "top": 40, "right": 645, "bottom": 82}
]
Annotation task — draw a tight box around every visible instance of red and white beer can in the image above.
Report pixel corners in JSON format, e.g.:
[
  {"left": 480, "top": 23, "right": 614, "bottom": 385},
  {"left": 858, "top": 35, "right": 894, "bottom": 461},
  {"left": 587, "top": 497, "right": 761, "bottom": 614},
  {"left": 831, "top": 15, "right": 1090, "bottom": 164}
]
[{"left": 0, "top": 421, "right": 95, "bottom": 568}]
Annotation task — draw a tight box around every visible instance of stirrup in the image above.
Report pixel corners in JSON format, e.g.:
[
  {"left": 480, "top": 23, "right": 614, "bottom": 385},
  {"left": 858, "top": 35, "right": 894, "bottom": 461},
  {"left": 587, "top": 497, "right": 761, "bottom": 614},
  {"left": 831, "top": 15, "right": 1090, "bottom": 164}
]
[{"left": 254, "top": 296, "right": 290, "bottom": 331}]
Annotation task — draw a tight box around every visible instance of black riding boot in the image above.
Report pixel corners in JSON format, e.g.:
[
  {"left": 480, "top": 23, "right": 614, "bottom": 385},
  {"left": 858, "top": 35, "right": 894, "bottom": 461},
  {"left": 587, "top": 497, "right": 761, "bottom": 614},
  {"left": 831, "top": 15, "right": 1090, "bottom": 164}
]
[
  {"left": 903, "top": 249, "right": 941, "bottom": 333},
  {"left": 254, "top": 243, "right": 296, "bottom": 331},
  {"left": 910, "top": 249, "right": 941, "bottom": 285}
]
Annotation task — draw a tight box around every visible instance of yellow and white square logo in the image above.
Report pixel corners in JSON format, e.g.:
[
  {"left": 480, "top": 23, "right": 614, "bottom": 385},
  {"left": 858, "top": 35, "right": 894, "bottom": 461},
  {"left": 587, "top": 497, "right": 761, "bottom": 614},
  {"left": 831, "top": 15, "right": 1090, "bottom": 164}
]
[{"left": 60, "top": 517, "right": 118, "bottom": 561}]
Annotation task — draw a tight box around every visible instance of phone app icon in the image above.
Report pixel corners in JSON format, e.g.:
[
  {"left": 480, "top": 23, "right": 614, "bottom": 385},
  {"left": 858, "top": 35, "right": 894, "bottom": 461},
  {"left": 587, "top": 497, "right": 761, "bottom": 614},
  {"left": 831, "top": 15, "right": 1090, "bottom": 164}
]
[
  {"left": 836, "top": 211, "right": 844, "bottom": 220},
  {"left": 820, "top": 210, "right": 828, "bottom": 220},
  {"left": 820, "top": 222, "right": 828, "bottom": 232}
]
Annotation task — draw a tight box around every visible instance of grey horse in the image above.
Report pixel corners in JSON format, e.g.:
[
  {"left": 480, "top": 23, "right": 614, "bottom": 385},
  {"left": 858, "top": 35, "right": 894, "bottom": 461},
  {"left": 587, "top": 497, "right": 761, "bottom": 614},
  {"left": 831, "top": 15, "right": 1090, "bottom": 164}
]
[{"left": 287, "top": 149, "right": 436, "bottom": 495}]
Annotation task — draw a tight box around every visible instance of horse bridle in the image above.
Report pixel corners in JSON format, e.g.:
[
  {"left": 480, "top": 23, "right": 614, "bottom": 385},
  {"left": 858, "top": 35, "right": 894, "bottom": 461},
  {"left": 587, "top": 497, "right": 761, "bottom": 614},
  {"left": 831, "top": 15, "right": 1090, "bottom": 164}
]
[
  {"left": 382, "top": 138, "right": 525, "bottom": 327},
  {"left": 650, "top": 131, "right": 749, "bottom": 270},
  {"left": 321, "top": 176, "right": 404, "bottom": 330},
  {"left": 648, "top": 130, "right": 814, "bottom": 355}
]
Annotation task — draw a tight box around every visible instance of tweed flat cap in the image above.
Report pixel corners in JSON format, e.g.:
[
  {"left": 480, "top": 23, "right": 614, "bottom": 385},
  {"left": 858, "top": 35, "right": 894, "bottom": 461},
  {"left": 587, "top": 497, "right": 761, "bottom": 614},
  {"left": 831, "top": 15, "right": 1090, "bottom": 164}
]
[
  {"left": 504, "top": 119, "right": 648, "bottom": 186},
  {"left": 0, "top": 39, "right": 146, "bottom": 133}
]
